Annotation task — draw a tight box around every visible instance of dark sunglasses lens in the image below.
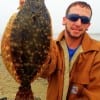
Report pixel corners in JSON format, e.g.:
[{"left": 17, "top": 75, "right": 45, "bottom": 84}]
[
  {"left": 81, "top": 16, "right": 90, "bottom": 24},
  {"left": 67, "top": 14, "right": 79, "bottom": 21},
  {"left": 67, "top": 14, "right": 90, "bottom": 24}
]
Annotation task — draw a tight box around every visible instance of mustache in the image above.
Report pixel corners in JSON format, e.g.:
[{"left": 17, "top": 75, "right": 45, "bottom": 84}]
[{"left": 71, "top": 27, "right": 83, "bottom": 31}]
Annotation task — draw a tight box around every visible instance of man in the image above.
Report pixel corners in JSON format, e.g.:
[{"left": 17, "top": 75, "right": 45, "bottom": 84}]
[{"left": 39, "top": 1, "right": 100, "bottom": 100}]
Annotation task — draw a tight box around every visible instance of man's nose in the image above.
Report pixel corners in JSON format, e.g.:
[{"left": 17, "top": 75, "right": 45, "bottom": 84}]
[{"left": 75, "top": 18, "right": 82, "bottom": 26}]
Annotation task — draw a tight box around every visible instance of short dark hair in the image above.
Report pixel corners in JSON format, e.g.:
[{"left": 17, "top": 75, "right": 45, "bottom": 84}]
[{"left": 66, "top": 1, "right": 92, "bottom": 18}]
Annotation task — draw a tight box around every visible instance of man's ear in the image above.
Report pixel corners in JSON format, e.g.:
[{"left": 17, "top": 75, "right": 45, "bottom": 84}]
[{"left": 62, "top": 17, "right": 67, "bottom": 25}]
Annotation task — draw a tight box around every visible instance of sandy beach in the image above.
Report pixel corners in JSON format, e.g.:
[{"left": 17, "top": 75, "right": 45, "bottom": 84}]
[{"left": 0, "top": 55, "right": 48, "bottom": 100}]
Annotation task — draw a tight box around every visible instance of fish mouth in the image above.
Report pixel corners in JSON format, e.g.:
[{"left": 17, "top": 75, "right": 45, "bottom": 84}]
[{"left": 26, "top": 0, "right": 44, "bottom": 13}]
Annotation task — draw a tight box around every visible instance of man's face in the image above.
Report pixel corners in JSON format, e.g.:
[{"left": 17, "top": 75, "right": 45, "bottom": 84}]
[{"left": 63, "top": 5, "right": 91, "bottom": 38}]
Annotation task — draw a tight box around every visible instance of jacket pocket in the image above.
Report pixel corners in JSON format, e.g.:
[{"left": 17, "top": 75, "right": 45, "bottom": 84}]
[
  {"left": 68, "top": 68, "right": 90, "bottom": 100},
  {"left": 67, "top": 82, "right": 89, "bottom": 100}
]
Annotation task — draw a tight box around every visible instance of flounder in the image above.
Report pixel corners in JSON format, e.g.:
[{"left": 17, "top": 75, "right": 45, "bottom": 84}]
[{"left": 1, "top": 0, "right": 52, "bottom": 99}]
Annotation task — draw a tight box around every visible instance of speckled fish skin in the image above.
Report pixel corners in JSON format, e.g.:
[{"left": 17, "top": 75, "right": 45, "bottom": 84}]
[
  {"left": 10, "top": 0, "right": 52, "bottom": 78},
  {"left": 10, "top": 0, "right": 52, "bottom": 82},
  {"left": 1, "top": 0, "right": 52, "bottom": 100}
]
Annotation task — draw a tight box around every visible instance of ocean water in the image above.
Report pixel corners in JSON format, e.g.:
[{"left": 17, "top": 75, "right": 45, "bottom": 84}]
[{"left": 89, "top": 34, "right": 100, "bottom": 40}]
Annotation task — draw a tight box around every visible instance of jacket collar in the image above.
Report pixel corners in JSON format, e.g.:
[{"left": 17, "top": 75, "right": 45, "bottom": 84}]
[{"left": 56, "top": 30, "right": 100, "bottom": 52}]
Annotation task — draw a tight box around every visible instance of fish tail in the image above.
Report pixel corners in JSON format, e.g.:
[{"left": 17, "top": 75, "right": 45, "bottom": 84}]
[{"left": 15, "top": 82, "right": 34, "bottom": 100}]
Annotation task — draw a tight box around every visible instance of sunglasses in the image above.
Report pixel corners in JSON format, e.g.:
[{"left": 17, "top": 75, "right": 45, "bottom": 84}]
[{"left": 66, "top": 14, "right": 90, "bottom": 24}]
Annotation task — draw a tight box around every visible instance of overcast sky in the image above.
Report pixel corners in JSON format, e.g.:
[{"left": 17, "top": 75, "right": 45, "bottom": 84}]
[{"left": 0, "top": 0, "right": 100, "bottom": 39}]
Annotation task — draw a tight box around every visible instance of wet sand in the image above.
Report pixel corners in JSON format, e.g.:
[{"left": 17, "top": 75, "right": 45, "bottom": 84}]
[{"left": 0, "top": 56, "right": 48, "bottom": 100}]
